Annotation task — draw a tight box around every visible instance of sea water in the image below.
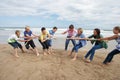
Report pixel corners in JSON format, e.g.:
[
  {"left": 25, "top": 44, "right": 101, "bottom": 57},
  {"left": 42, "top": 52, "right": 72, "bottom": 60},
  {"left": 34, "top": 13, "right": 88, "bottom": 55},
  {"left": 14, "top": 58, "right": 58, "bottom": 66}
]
[{"left": 0, "top": 27, "right": 116, "bottom": 51}]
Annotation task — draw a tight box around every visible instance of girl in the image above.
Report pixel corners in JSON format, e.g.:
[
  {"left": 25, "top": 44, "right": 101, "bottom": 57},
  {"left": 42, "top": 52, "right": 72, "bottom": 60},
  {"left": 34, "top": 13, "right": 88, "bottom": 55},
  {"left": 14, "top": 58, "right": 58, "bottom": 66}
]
[
  {"left": 62, "top": 24, "right": 77, "bottom": 51},
  {"left": 38, "top": 27, "right": 51, "bottom": 55},
  {"left": 84, "top": 28, "right": 107, "bottom": 63},
  {"left": 8, "top": 30, "right": 27, "bottom": 57},
  {"left": 99, "top": 26, "right": 120, "bottom": 64},
  {"left": 68, "top": 28, "right": 87, "bottom": 60}
]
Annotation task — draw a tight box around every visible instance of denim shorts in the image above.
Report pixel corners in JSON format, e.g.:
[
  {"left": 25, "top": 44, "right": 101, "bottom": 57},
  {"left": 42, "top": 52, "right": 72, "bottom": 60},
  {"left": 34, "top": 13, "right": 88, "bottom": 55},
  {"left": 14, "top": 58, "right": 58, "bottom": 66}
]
[{"left": 9, "top": 42, "right": 22, "bottom": 49}]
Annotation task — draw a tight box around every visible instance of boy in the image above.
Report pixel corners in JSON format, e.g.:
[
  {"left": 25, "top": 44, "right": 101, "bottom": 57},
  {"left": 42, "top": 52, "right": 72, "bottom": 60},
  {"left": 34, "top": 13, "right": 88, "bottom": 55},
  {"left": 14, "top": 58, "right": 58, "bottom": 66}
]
[
  {"left": 24, "top": 26, "right": 39, "bottom": 56},
  {"left": 38, "top": 27, "right": 51, "bottom": 55},
  {"left": 8, "top": 30, "right": 27, "bottom": 57},
  {"left": 48, "top": 27, "right": 58, "bottom": 53}
]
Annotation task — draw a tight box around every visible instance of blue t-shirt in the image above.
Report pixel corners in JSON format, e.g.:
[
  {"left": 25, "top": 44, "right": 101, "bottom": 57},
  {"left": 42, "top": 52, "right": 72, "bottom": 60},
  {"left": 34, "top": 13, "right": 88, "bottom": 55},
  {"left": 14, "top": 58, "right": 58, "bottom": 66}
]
[
  {"left": 24, "top": 30, "right": 32, "bottom": 40},
  {"left": 75, "top": 33, "right": 86, "bottom": 47},
  {"left": 49, "top": 30, "right": 55, "bottom": 35}
]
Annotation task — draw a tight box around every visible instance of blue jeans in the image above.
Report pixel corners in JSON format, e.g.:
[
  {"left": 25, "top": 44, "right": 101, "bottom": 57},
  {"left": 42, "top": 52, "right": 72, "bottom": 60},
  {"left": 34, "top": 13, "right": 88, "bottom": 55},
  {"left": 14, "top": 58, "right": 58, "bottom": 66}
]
[
  {"left": 65, "top": 38, "right": 76, "bottom": 51},
  {"left": 48, "top": 39, "right": 52, "bottom": 47},
  {"left": 103, "top": 49, "right": 120, "bottom": 64},
  {"left": 72, "top": 43, "right": 83, "bottom": 53},
  {"left": 85, "top": 45, "right": 102, "bottom": 61}
]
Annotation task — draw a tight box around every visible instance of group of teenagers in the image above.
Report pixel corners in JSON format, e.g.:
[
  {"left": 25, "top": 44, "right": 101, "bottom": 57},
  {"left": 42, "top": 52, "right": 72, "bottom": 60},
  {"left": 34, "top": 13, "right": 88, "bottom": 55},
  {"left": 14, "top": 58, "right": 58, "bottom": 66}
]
[{"left": 8, "top": 25, "right": 120, "bottom": 65}]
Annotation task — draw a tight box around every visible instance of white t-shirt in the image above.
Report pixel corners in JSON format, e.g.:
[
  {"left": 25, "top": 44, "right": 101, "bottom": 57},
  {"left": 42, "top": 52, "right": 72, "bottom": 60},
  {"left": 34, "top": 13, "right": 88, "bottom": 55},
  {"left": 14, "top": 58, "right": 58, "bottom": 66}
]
[{"left": 8, "top": 34, "right": 21, "bottom": 43}]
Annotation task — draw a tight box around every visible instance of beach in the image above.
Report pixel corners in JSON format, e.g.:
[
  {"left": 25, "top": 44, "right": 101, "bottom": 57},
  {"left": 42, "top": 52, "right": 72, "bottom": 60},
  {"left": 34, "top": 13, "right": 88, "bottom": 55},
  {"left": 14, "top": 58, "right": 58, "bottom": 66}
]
[
  {"left": 0, "top": 27, "right": 120, "bottom": 80},
  {"left": 0, "top": 44, "right": 120, "bottom": 80}
]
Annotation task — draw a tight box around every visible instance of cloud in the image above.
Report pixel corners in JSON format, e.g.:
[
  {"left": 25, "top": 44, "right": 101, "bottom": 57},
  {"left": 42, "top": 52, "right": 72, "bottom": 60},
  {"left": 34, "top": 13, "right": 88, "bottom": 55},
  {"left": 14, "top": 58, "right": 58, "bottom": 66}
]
[{"left": 0, "top": 0, "right": 120, "bottom": 28}]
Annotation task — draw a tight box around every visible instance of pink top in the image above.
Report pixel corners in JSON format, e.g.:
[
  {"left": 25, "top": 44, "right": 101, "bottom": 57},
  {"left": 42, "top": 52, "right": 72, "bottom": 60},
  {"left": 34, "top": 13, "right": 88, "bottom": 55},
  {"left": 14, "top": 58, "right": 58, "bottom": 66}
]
[{"left": 65, "top": 29, "right": 77, "bottom": 37}]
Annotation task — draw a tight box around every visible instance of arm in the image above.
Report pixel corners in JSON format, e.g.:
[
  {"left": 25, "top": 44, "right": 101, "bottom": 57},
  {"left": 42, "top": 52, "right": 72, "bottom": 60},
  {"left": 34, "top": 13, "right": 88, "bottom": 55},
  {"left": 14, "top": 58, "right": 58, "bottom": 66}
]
[
  {"left": 17, "top": 39, "right": 28, "bottom": 42},
  {"left": 67, "top": 37, "right": 88, "bottom": 40},
  {"left": 99, "top": 35, "right": 118, "bottom": 41},
  {"left": 62, "top": 30, "right": 67, "bottom": 34},
  {"left": 88, "top": 35, "right": 94, "bottom": 38},
  {"left": 32, "top": 33, "right": 38, "bottom": 37}
]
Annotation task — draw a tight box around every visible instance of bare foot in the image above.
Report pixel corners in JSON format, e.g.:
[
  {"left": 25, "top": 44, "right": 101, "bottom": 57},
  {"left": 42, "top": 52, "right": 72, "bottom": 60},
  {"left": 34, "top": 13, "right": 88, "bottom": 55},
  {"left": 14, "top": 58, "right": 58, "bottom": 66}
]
[
  {"left": 86, "top": 60, "right": 91, "bottom": 63},
  {"left": 14, "top": 54, "right": 19, "bottom": 58},
  {"left": 36, "top": 53, "right": 40, "bottom": 56},
  {"left": 72, "top": 58, "right": 76, "bottom": 61},
  {"left": 68, "top": 53, "right": 72, "bottom": 56},
  {"left": 43, "top": 52, "right": 47, "bottom": 56},
  {"left": 22, "top": 51, "right": 25, "bottom": 53},
  {"left": 47, "top": 51, "right": 51, "bottom": 55}
]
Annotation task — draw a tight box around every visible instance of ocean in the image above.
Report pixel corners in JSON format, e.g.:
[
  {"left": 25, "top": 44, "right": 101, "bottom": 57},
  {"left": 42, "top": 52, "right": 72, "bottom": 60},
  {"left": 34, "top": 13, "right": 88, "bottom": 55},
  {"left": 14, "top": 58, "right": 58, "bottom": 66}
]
[{"left": 0, "top": 27, "right": 117, "bottom": 51}]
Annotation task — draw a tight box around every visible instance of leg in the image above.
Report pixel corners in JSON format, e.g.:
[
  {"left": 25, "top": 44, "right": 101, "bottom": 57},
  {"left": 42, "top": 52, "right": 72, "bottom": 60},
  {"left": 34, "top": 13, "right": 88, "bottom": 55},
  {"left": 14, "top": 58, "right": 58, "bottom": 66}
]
[
  {"left": 72, "top": 44, "right": 82, "bottom": 60},
  {"left": 68, "top": 46, "right": 76, "bottom": 56},
  {"left": 30, "top": 40, "right": 39, "bottom": 56},
  {"left": 14, "top": 48, "right": 19, "bottom": 57},
  {"left": 85, "top": 49, "right": 92, "bottom": 59},
  {"left": 25, "top": 41, "right": 30, "bottom": 49},
  {"left": 16, "top": 42, "right": 25, "bottom": 53},
  {"left": 65, "top": 39, "right": 70, "bottom": 51},
  {"left": 48, "top": 40, "right": 53, "bottom": 54},
  {"left": 71, "top": 39, "right": 76, "bottom": 47},
  {"left": 44, "top": 40, "right": 51, "bottom": 54},
  {"left": 89, "top": 45, "right": 102, "bottom": 61},
  {"left": 39, "top": 40, "right": 47, "bottom": 55},
  {"left": 9, "top": 42, "right": 19, "bottom": 57},
  {"left": 103, "top": 49, "right": 120, "bottom": 64}
]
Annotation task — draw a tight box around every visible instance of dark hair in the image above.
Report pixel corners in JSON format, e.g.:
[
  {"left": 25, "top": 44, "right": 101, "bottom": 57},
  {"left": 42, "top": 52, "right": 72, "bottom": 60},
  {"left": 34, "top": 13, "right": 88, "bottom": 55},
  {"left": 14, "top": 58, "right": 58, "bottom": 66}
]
[
  {"left": 94, "top": 28, "right": 101, "bottom": 35},
  {"left": 114, "top": 26, "right": 120, "bottom": 33},
  {"left": 69, "top": 24, "right": 74, "bottom": 29},
  {"left": 53, "top": 27, "right": 58, "bottom": 29},
  {"left": 41, "top": 27, "right": 46, "bottom": 31}
]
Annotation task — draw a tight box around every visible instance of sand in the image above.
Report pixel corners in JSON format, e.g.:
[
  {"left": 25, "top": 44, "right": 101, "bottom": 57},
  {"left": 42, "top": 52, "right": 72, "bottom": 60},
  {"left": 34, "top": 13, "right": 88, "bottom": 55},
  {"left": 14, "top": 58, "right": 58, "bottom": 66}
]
[{"left": 0, "top": 44, "right": 120, "bottom": 80}]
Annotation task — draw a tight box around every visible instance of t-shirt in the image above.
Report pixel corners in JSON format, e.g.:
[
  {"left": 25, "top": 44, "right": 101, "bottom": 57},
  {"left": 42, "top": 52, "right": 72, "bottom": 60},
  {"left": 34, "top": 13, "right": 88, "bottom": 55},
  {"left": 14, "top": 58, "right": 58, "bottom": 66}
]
[
  {"left": 39, "top": 32, "right": 49, "bottom": 41},
  {"left": 8, "top": 34, "right": 21, "bottom": 43},
  {"left": 88, "top": 34, "right": 103, "bottom": 45},
  {"left": 116, "top": 34, "right": 120, "bottom": 51},
  {"left": 65, "top": 29, "right": 77, "bottom": 37},
  {"left": 75, "top": 33, "right": 86, "bottom": 46},
  {"left": 24, "top": 30, "right": 32, "bottom": 40},
  {"left": 49, "top": 30, "right": 55, "bottom": 35}
]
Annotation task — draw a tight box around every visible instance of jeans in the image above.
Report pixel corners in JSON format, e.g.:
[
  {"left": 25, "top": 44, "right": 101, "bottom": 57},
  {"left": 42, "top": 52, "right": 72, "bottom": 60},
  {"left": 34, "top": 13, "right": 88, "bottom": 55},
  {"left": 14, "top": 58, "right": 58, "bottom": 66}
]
[
  {"left": 72, "top": 43, "right": 83, "bottom": 53},
  {"left": 103, "top": 49, "right": 120, "bottom": 64},
  {"left": 65, "top": 36, "right": 76, "bottom": 50},
  {"left": 48, "top": 39, "right": 52, "bottom": 47},
  {"left": 85, "top": 45, "right": 102, "bottom": 61}
]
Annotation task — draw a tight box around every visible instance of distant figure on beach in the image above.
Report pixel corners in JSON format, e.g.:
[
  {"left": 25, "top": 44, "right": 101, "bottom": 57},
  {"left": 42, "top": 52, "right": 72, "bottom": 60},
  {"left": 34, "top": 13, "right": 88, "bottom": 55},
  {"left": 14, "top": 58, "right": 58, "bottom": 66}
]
[
  {"left": 38, "top": 27, "right": 51, "bottom": 55},
  {"left": 24, "top": 26, "right": 39, "bottom": 56},
  {"left": 99, "top": 26, "right": 120, "bottom": 64},
  {"left": 62, "top": 24, "right": 77, "bottom": 51},
  {"left": 68, "top": 28, "right": 87, "bottom": 60},
  {"left": 8, "top": 30, "right": 27, "bottom": 57},
  {"left": 84, "top": 28, "right": 108, "bottom": 63},
  {"left": 48, "top": 27, "right": 58, "bottom": 53}
]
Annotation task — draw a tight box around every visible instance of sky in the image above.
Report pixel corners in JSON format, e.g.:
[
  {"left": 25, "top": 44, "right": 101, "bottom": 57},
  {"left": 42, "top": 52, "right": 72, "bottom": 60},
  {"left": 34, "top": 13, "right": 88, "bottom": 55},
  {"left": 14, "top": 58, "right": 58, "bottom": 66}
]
[{"left": 0, "top": 0, "right": 120, "bottom": 29}]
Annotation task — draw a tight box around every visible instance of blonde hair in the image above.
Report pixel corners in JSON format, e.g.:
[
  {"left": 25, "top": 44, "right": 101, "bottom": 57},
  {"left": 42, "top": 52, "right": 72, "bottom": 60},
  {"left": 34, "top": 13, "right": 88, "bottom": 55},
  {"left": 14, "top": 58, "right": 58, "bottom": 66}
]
[
  {"left": 25, "top": 25, "right": 30, "bottom": 30},
  {"left": 77, "top": 28, "right": 83, "bottom": 33}
]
